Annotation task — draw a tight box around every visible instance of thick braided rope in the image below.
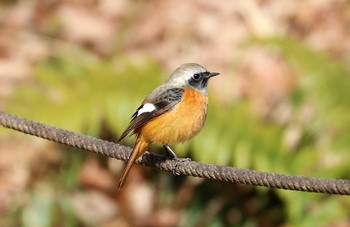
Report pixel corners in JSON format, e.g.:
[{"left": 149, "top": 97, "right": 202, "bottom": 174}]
[{"left": 1, "top": 111, "right": 349, "bottom": 195}]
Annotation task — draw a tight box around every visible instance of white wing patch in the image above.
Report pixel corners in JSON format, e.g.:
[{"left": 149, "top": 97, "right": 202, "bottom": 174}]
[{"left": 137, "top": 103, "right": 156, "bottom": 116}]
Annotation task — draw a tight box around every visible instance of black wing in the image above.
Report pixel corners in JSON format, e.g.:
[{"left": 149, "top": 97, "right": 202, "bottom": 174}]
[{"left": 118, "top": 88, "right": 184, "bottom": 142}]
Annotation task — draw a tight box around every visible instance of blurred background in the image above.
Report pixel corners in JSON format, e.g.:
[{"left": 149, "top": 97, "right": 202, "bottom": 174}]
[{"left": 0, "top": 0, "right": 350, "bottom": 226}]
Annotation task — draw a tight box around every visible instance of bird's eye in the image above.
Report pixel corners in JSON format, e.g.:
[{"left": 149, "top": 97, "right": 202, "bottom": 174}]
[{"left": 193, "top": 73, "right": 201, "bottom": 80}]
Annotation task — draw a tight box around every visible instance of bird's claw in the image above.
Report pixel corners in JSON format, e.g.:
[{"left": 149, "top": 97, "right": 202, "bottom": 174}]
[{"left": 170, "top": 157, "right": 191, "bottom": 175}]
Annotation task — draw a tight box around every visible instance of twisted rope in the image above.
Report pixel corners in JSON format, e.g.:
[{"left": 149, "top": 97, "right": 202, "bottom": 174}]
[{"left": 0, "top": 111, "right": 349, "bottom": 195}]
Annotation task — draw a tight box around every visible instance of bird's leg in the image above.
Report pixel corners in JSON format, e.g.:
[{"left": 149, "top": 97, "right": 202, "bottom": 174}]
[
  {"left": 163, "top": 144, "right": 178, "bottom": 159},
  {"left": 163, "top": 144, "right": 191, "bottom": 176},
  {"left": 163, "top": 144, "right": 191, "bottom": 161}
]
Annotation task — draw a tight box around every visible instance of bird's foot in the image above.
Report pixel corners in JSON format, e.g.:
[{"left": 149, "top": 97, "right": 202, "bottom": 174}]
[{"left": 162, "top": 145, "right": 191, "bottom": 175}]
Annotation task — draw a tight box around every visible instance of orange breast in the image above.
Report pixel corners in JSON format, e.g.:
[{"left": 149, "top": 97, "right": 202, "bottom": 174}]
[{"left": 138, "top": 88, "right": 208, "bottom": 145}]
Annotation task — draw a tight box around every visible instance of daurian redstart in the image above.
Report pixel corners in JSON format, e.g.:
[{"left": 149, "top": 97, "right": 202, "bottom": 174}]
[{"left": 118, "top": 63, "right": 219, "bottom": 189}]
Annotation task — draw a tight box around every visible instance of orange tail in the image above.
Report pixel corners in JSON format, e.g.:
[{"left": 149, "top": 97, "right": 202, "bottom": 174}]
[{"left": 118, "top": 137, "right": 150, "bottom": 189}]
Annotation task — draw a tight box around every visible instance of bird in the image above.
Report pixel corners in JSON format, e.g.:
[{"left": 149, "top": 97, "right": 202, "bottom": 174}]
[{"left": 117, "top": 63, "right": 219, "bottom": 189}]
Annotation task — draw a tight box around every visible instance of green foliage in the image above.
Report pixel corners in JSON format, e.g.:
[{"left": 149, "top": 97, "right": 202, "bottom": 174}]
[
  {"left": 245, "top": 37, "right": 350, "bottom": 225},
  {"left": 4, "top": 55, "right": 164, "bottom": 226},
  {"left": 20, "top": 174, "right": 80, "bottom": 227},
  {"left": 6, "top": 55, "right": 163, "bottom": 137},
  {"left": 21, "top": 183, "right": 55, "bottom": 227},
  {"left": 189, "top": 36, "right": 350, "bottom": 226}
]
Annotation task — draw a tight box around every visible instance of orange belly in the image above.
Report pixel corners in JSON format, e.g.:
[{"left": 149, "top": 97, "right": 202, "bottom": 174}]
[{"left": 137, "top": 88, "right": 208, "bottom": 145}]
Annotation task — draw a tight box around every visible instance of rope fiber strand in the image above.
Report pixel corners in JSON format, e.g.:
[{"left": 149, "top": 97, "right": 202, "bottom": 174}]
[{"left": 1, "top": 111, "right": 349, "bottom": 195}]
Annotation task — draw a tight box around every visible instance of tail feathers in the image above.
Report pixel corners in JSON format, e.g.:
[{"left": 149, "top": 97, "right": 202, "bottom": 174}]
[{"left": 118, "top": 138, "right": 149, "bottom": 189}]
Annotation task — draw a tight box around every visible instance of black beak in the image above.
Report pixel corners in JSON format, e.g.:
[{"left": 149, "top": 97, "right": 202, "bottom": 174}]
[{"left": 209, "top": 72, "right": 220, "bottom": 77}]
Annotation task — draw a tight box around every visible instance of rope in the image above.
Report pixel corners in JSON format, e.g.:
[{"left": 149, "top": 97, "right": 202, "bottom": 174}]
[{"left": 0, "top": 111, "right": 349, "bottom": 195}]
